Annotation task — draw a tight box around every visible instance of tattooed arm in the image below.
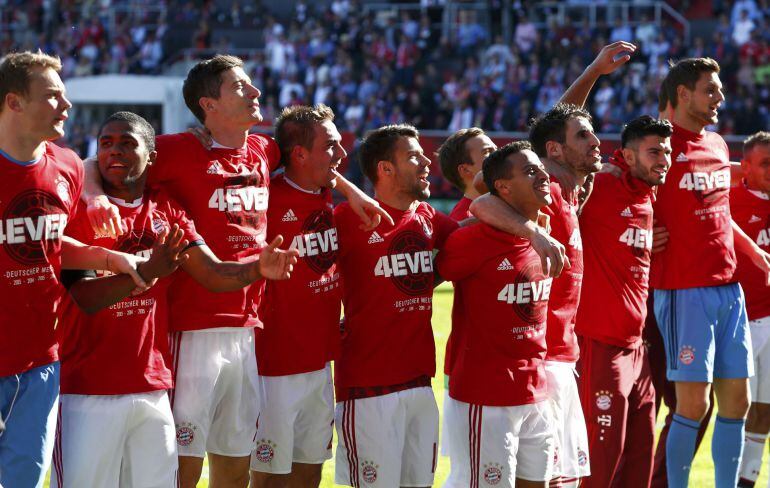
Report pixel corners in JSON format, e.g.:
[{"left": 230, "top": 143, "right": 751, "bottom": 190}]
[{"left": 181, "top": 236, "right": 299, "bottom": 292}]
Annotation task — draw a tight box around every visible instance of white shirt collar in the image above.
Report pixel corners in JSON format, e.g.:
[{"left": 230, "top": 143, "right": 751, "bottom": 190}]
[
  {"left": 107, "top": 194, "right": 144, "bottom": 208},
  {"left": 284, "top": 175, "right": 322, "bottom": 195}
]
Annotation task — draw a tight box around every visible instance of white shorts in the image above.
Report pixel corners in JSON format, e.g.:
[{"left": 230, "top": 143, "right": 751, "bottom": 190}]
[
  {"left": 169, "top": 327, "right": 260, "bottom": 458},
  {"left": 250, "top": 364, "right": 334, "bottom": 474},
  {"left": 335, "top": 386, "right": 439, "bottom": 487},
  {"left": 545, "top": 360, "right": 590, "bottom": 479},
  {"left": 51, "top": 390, "right": 177, "bottom": 488},
  {"left": 441, "top": 389, "right": 451, "bottom": 457},
  {"left": 750, "top": 316, "right": 770, "bottom": 403},
  {"left": 443, "top": 397, "right": 555, "bottom": 487}
]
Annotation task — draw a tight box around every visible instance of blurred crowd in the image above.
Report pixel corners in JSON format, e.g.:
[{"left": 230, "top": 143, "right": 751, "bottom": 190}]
[{"left": 1, "top": 0, "right": 769, "bottom": 141}]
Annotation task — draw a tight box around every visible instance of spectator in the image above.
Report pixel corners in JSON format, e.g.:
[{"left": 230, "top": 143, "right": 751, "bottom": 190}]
[
  {"left": 609, "top": 18, "right": 633, "bottom": 44},
  {"left": 514, "top": 14, "right": 538, "bottom": 53},
  {"left": 733, "top": 9, "right": 757, "bottom": 46},
  {"left": 635, "top": 13, "right": 658, "bottom": 46}
]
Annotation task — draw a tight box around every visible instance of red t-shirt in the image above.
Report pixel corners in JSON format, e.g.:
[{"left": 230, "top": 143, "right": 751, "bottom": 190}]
[
  {"left": 256, "top": 174, "right": 342, "bottom": 376},
  {"left": 576, "top": 171, "right": 654, "bottom": 348},
  {"left": 58, "top": 190, "right": 201, "bottom": 394},
  {"left": 650, "top": 124, "right": 736, "bottom": 289},
  {"left": 148, "top": 133, "right": 280, "bottom": 331},
  {"left": 437, "top": 223, "right": 549, "bottom": 406},
  {"left": 543, "top": 180, "right": 583, "bottom": 362},
  {"left": 449, "top": 196, "right": 473, "bottom": 221},
  {"left": 333, "top": 201, "right": 458, "bottom": 391},
  {"left": 0, "top": 143, "right": 82, "bottom": 376},
  {"left": 731, "top": 182, "right": 770, "bottom": 320},
  {"left": 444, "top": 196, "right": 472, "bottom": 379}
]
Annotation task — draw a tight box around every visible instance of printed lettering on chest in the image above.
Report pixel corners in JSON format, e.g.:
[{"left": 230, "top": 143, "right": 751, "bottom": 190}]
[
  {"left": 676, "top": 159, "right": 729, "bottom": 205},
  {"left": 207, "top": 171, "right": 268, "bottom": 227},
  {"left": 0, "top": 189, "right": 68, "bottom": 265},
  {"left": 290, "top": 209, "right": 338, "bottom": 273},
  {"left": 373, "top": 229, "right": 433, "bottom": 296},
  {"left": 497, "top": 260, "right": 550, "bottom": 338},
  {"left": 618, "top": 227, "right": 652, "bottom": 257}
]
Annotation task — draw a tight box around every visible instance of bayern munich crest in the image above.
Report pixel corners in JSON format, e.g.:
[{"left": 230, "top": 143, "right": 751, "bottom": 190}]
[
  {"left": 152, "top": 217, "right": 167, "bottom": 234},
  {"left": 578, "top": 448, "right": 588, "bottom": 467},
  {"left": 483, "top": 462, "right": 503, "bottom": 485},
  {"left": 595, "top": 390, "right": 613, "bottom": 411},
  {"left": 176, "top": 422, "right": 196, "bottom": 446},
  {"left": 679, "top": 345, "right": 695, "bottom": 365},
  {"left": 254, "top": 439, "right": 276, "bottom": 463},
  {"left": 361, "top": 460, "right": 378, "bottom": 484},
  {"left": 55, "top": 177, "right": 71, "bottom": 203}
]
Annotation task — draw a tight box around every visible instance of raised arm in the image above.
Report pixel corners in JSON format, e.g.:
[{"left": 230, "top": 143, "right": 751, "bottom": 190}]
[
  {"left": 180, "top": 235, "right": 298, "bottom": 292},
  {"left": 470, "top": 194, "right": 568, "bottom": 277},
  {"left": 559, "top": 41, "right": 637, "bottom": 108}
]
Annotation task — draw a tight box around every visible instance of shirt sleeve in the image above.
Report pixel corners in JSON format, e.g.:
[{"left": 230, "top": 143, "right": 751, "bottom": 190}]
[
  {"left": 432, "top": 210, "right": 460, "bottom": 250},
  {"left": 164, "top": 196, "right": 205, "bottom": 249},
  {"left": 148, "top": 134, "right": 185, "bottom": 187}
]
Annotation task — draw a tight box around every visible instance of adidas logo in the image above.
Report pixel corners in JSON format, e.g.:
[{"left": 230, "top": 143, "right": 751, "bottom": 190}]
[
  {"left": 497, "top": 258, "right": 513, "bottom": 271},
  {"left": 281, "top": 209, "right": 298, "bottom": 222},
  {"left": 620, "top": 207, "right": 633, "bottom": 218},
  {"left": 750, "top": 215, "right": 762, "bottom": 224},
  {"left": 676, "top": 153, "right": 688, "bottom": 162},
  {"left": 367, "top": 231, "right": 384, "bottom": 244},
  {"left": 207, "top": 162, "right": 223, "bottom": 174}
]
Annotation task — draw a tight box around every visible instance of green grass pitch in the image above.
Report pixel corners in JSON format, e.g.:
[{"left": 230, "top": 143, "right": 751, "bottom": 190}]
[{"left": 45, "top": 283, "right": 768, "bottom": 487}]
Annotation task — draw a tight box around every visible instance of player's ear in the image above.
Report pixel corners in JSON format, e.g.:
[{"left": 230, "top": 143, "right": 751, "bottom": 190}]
[
  {"left": 377, "top": 160, "right": 394, "bottom": 179},
  {"left": 290, "top": 144, "right": 307, "bottom": 166},
  {"left": 457, "top": 162, "right": 473, "bottom": 179},
  {"left": 199, "top": 96, "right": 215, "bottom": 117},
  {"left": 676, "top": 85, "right": 690, "bottom": 104},
  {"left": 146, "top": 149, "right": 158, "bottom": 166},
  {"left": 4, "top": 92, "right": 22, "bottom": 113},
  {"left": 493, "top": 178, "right": 507, "bottom": 196},
  {"left": 622, "top": 147, "right": 635, "bottom": 166},
  {"left": 545, "top": 140, "right": 561, "bottom": 160}
]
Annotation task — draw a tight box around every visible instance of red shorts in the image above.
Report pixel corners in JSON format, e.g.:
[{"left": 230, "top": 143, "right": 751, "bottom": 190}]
[{"left": 576, "top": 336, "right": 656, "bottom": 488}]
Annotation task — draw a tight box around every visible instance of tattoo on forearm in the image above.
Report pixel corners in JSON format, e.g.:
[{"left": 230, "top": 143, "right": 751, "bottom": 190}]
[{"left": 210, "top": 261, "right": 255, "bottom": 285}]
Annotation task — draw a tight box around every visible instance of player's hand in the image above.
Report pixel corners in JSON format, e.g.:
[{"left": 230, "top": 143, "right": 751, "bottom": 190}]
[
  {"left": 137, "top": 225, "right": 189, "bottom": 281},
  {"left": 105, "top": 250, "right": 150, "bottom": 291},
  {"left": 600, "top": 163, "right": 623, "bottom": 178},
  {"left": 258, "top": 235, "right": 299, "bottom": 280},
  {"left": 188, "top": 126, "right": 213, "bottom": 150},
  {"left": 651, "top": 220, "right": 669, "bottom": 254},
  {"left": 87, "top": 195, "right": 124, "bottom": 238},
  {"left": 531, "top": 226, "right": 570, "bottom": 278},
  {"left": 588, "top": 41, "right": 637, "bottom": 76},
  {"left": 348, "top": 191, "right": 395, "bottom": 231}
]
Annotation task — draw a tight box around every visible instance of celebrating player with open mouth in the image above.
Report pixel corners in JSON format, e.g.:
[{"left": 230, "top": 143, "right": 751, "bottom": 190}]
[
  {"left": 52, "top": 111, "right": 297, "bottom": 488},
  {"left": 575, "top": 115, "right": 673, "bottom": 488},
  {"left": 333, "top": 124, "right": 460, "bottom": 488},
  {"left": 438, "top": 141, "right": 556, "bottom": 488}
]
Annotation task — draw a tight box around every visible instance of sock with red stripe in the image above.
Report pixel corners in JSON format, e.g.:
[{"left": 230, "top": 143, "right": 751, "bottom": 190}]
[{"left": 738, "top": 431, "right": 767, "bottom": 487}]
